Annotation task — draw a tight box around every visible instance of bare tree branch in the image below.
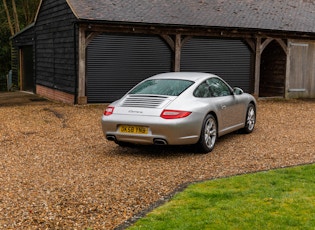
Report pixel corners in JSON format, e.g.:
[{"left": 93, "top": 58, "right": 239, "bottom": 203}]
[
  {"left": 11, "top": 0, "right": 20, "bottom": 33},
  {"left": 3, "top": 0, "right": 14, "bottom": 36}
]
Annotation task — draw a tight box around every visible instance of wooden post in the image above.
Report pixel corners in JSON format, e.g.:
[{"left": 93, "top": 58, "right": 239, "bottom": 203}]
[
  {"left": 254, "top": 37, "right": 261, "bottom": 97},
  {"left": 284, "top": 41, "right": 291, "bottom": 99},
  {"left": 19, "top": 48, "right": 23, "bottom": 90},
  {"left": 78, "top": 26, "right": 87, "bottom": 104},
  {"left": 174, "top": 34, "right": 181, "bottom": 72}
]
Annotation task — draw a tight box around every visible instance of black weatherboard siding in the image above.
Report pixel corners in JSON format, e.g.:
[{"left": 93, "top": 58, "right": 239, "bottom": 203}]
[
  {"left": 35, "top": 0, "right": 77, "bottom": 94},
  {"left": 11, "top": 25, "right": 35, "bottom": 91}
]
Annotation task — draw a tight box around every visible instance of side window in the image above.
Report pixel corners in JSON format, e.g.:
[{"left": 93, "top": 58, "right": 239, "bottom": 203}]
[
  {"left": 194, "top": 77, "right": 232, "bottom": 98},
  {"left": 206, "top": 78, "right": 232, "bottom": 97},
  {"left": 194, "top": 81, "right": 213, "bottom": 98}
]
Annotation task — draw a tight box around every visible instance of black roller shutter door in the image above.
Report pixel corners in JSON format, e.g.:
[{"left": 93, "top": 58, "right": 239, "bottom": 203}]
[
  {"left": 181, "top": 38, "right": 253, "bottom": 92},
  {"left": 86, "top": 34, "right": 172, "bottom": 103}
]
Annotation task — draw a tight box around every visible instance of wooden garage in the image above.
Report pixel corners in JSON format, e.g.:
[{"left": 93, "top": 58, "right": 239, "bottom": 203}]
[{"left": 11, "top": 0, "right": 315, "bottom": 104}]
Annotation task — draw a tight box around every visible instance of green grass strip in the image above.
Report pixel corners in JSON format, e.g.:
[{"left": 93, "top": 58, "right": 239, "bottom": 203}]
[{"left": 129, "top": 164, "right": 315, "bottom": 230}]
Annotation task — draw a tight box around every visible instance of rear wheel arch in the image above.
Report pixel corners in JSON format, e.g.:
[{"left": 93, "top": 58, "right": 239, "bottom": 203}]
[
  {"left": 196, "top": 112, "right": 218, "bottom": 153},
  {"left": 208, "top": 111, "right": 218, "bottom": 124},
  {"left": 208, "top": 111, "right": 219, "bottom": 135},
  {"left": 199, "top": 111, "right": 219, "bottom": 134},
  {"left": 249, "top": 101, "right": 256, "bottom": 110}
]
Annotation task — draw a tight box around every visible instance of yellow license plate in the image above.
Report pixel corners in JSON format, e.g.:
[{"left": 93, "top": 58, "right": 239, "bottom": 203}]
[{"left": 119, "top": 125, "right": 148, "bottom": 134}]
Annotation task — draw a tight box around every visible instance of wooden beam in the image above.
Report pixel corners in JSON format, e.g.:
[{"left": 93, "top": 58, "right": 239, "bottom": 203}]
[
  {"left": 260, "top": 38, "right": 288, "bottom": 55},
  {"left": 77, "top": 26, "right": 87, "bottom": 104},
  {"left": 244, "top": 38, "right": 255, "bottom": 52},
  {"left": 81, "top": 23, "right": 315, "bottom": 40},
  {"left": 275, "top": 38, "right": 288, "bottom": 55},
  {"left": 19, "top": 48, "right": 23, "bottom": 90},
  {"left": 174, "top": 34, "right": 181, "bottom": 72},
  {"left": 254, "top": 37, "right": 262, "bottom": 97},
  {"left": 86, "top": 32, "right": 101, "bottom": 46},
  {"left": 160, "top": 34, "right": 174, "bottom": 51},
  {"left": 260, "top": 38, "right": 273, "bottom": 54}
]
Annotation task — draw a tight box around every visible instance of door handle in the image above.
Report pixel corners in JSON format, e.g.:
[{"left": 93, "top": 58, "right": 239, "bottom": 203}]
[{"left": 221, "top": 105, "right": 226, "bottom": 110}]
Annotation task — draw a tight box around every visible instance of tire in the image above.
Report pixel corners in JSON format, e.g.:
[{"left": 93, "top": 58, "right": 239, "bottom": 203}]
[
  {"left": 197, "top": 114, "right": 217, "bottom": 153},
  {"left": 243, "top": 103, "right": 256, "bottom": 134}
]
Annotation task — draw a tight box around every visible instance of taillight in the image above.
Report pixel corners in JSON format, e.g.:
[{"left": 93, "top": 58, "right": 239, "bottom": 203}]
[
  {"left": 160, "top": 110, "right": 191, "bottom": 119},
  {"left": 104, "top": 106, "right": 114, "bottom": 116}
]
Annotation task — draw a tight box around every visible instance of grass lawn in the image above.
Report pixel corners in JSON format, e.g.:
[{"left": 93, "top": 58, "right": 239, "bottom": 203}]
[{"left": 128, "top": 164, "right": 315, "bottom": 230}]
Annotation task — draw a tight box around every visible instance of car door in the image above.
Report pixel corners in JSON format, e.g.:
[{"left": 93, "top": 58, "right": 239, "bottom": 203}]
[{"left": 206, "top": 78, "right": 244, "bottom": 133}]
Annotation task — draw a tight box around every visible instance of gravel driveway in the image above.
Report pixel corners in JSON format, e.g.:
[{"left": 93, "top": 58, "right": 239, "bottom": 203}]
[{"left": 0, "top": 95, "right": 314, "bottom": 229}]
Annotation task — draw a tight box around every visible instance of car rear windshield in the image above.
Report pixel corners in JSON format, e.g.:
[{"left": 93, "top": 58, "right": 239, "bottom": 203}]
[{"left": 129, "top": 79, "right": 194, "bottom": 96}]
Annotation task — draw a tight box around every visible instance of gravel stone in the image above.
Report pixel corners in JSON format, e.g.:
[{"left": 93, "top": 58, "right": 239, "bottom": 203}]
[{"left": 0, "top": 98, "right": 314, "bottom": 229}]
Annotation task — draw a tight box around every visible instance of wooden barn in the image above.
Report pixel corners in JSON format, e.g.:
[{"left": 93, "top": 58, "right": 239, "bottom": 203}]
[{"left": 11, "top": 0, "right": 315, "bottom": 104}]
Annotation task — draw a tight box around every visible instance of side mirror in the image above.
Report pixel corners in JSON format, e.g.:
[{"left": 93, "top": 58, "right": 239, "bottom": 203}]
[{"left": 233, "top": 87, "right": 244, "bottom": 95}]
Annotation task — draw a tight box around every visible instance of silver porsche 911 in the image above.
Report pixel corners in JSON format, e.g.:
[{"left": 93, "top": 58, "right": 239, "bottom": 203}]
[{"left": 101, "top": 72, "right": 256, "bottom": 153}]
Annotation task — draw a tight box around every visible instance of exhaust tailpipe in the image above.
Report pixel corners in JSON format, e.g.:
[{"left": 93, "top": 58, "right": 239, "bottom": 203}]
[
  {"left": 154, "top": 138, "right": 168, "bottom": 145},
  {"left": 106, "top": 135, "right": 116, "bottom": 142}
]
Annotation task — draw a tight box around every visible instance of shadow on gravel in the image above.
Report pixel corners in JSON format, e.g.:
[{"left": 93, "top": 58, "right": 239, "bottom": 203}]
[
  {"left": 115, "top": 145, "right": 199, "bottom": 156},
  {"left": 0, "top": 91, "right": 50, "bottom": 106},
  {"left": 106, "top": 133, "right": 237, "bottom": 158}
]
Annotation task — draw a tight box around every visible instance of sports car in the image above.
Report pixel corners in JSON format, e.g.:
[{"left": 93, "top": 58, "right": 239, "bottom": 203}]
[{"left": 101, "top": 72, "right": 256, "bottom": 153}]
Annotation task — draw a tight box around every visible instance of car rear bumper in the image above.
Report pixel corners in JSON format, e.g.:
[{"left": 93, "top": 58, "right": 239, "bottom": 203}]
[{"left": 101, "top": 114, "right": 201, "bottom": 145}]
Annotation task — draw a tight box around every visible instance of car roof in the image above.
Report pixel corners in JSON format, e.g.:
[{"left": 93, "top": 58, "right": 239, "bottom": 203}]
[{"left": 148, "top": 72, "right": 218, "bottom": 82}]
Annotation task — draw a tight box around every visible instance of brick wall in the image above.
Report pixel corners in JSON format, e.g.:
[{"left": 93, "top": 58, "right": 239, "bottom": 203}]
[{"left": 36, "top": 85, "right": 75, "bottom": 104}]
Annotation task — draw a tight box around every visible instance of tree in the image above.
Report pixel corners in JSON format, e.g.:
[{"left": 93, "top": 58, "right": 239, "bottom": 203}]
[
  {"left": 21, "top": 0, "right": 40, "bottom": 26},
  {"left": 2, "top": 0, "right": 21, "bottom": 36},
  {"left": 0, "top": 0, "right": 40, "bottom": 81},
  {"left": 11, "top": 0, "right": 20, "bottom": 33},
  {"left": 3, "top": 0, "right": 14, "bottom": 35},
  {"left": 2, "top": 0, "right": 39, "bottom": 35}
]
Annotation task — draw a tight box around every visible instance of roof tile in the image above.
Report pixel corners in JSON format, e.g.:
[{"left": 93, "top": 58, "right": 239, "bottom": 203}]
[{"left": 67, "top": 0, "right": 315, "bottom": 33}]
